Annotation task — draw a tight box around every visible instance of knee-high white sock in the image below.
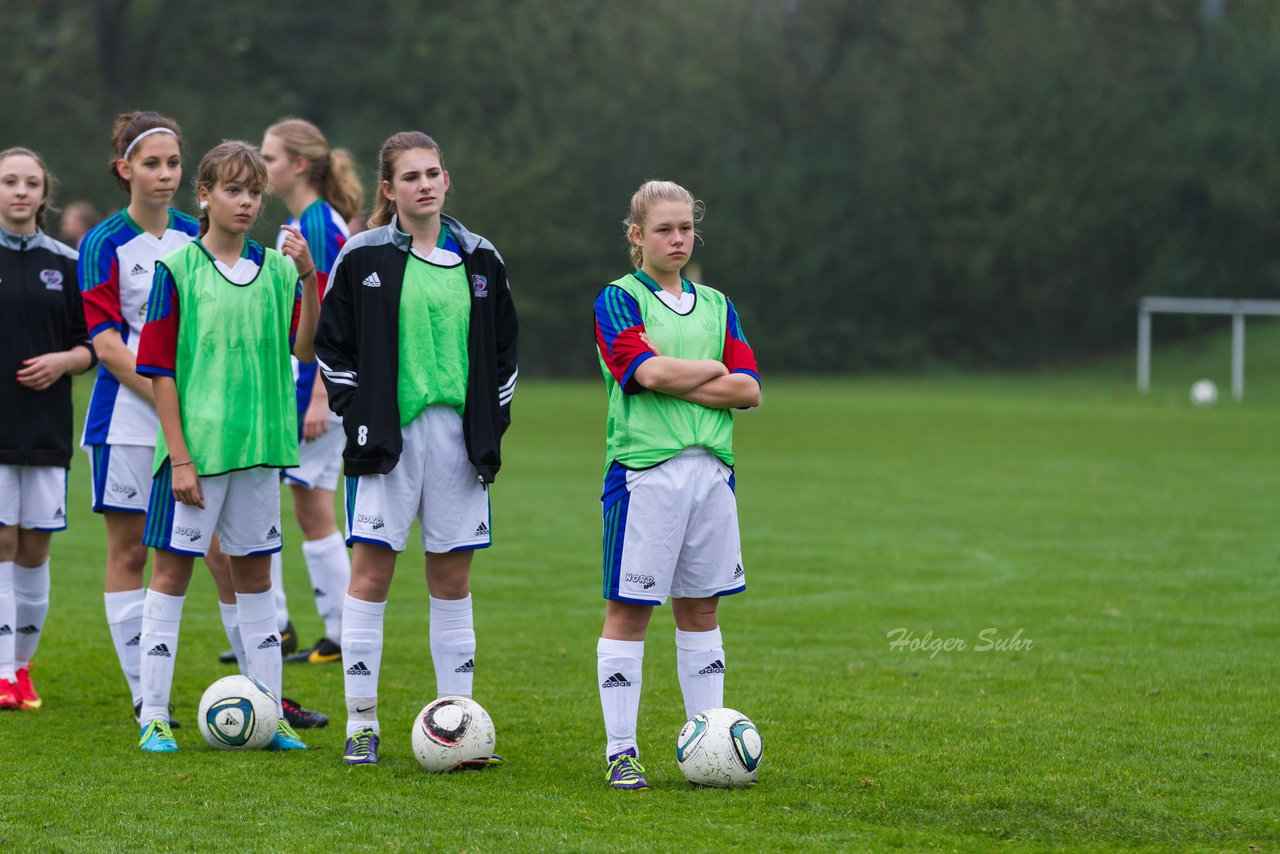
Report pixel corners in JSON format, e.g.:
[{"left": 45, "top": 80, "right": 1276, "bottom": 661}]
[
  {"left": 598, "top": 637, "right": 644, "bottom": 760},
  {"left": 139, "top": 589, "right": 184, "bottom": 725},
  {"left": 430, "top": 594, "right": 475, "bottom": 698},
  {"left": 104, "top": 588, "right": 145, "bottom": 704},
  {"left": 13, "top": 560, "right": 50, "bottom": 668},
  {"left": 676, "top": 627, "right": 725, "bottom": 719},
  {"left": 0, "top": 561, "right": 15, "bottom": 681},
  {"left": 218, "top": 601, "right": 247, "bottom": 672},
  {"left": 302, "top": 532, "right": 349, "bottom": 642},
  {"left": 237, "top": 590, "right": 283, "bottom": 714},
  {"left": 269, "top": 552, "right": 289, "bottom": 633},
  {"left": 342, "top": 595, "right": 385, "bottom": 737}
]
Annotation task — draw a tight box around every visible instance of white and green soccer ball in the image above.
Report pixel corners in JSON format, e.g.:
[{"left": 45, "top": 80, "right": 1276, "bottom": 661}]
[
  {"left": 411, "top": 696, "right": 496, "bottom": 772},
  {"left": 676, "top": 707, "right": 763, "bottom": 788},
  {"left": 197, "top": 674, "right": 279, "bottom": 750}
]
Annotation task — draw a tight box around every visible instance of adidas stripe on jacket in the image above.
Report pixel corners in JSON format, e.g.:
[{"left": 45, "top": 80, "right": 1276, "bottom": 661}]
[{"left": 314, "top": 214, "right": 518, "bottom": 481}]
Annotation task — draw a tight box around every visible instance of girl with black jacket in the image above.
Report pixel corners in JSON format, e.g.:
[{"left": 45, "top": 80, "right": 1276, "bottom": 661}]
[
  {"left": 0, "top": 147, "right": 95, "bottom": 711},
  {"left": 314, "top": 130, "right": 517, "bottom": 766}
]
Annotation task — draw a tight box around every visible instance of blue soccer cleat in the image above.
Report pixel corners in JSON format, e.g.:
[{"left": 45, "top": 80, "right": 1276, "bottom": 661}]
[
  {"left": 606, "top": 748, "right": 648, "bottom": 790},
  {"left": 267, "top": 718, "right": 307, "bottom": 750},
  {"left": 343, "top": 727, "right": 379, "bottom": 765},
  {"left": 139, "top": 720, "right": 178, "bottom": 752}
]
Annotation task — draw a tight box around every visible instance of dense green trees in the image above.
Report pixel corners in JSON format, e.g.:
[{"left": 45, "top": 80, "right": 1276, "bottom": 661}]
[{"left": 7, "top": 0, "right": 1280, "bottom": 373}]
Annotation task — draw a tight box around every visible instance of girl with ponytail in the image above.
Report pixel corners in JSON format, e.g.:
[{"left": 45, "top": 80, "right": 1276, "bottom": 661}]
[{"left": 245, "top": 119, "right": 362, "bottom": 671}]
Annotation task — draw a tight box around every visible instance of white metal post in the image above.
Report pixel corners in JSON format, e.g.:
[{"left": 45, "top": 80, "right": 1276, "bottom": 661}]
[
  {"left": 1232, "top": 312, "right": 1245, "bottom": 401},
  {"left": 1137, "top": 310, "right": 1151, "bottom": 393}
]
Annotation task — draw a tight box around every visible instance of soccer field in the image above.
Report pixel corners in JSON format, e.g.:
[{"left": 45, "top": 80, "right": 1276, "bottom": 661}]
[{"left": 2, "top": 348, "right": 1278, "bottom": 851}]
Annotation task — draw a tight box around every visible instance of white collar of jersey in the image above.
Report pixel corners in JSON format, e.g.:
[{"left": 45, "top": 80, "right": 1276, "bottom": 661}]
[{"left": 410, "top": 244, "right": 463, "bottom": 266}]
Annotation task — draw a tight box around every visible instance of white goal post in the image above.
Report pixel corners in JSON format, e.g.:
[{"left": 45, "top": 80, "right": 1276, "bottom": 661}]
[{"left": 1137, "top": 296, "right": 1280, "bottom": 401}]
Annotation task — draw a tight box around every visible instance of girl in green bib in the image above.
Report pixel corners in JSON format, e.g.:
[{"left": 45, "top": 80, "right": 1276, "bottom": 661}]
[
  {"left": 134, "top": 141, "right": 321, "bottom": 752},
  {"left": 592, "top": 180, "right": 761, "bottom": 789}
]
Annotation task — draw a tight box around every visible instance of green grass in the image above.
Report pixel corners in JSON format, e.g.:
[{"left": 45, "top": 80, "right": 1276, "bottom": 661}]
[{"left": 4, "top": 324, "right": 1280, "bottom": 852}]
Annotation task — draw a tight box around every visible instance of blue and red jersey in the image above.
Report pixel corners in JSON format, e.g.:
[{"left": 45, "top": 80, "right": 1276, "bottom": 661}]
[
  {"left": 277, "top": 199, "right": 349, "bottom": 434},
  {"left": 594, "top": 271, "right": 758, "bottom": 394},
  {"left": 79, "top": 208, "right": 198, "bottom": 446}
]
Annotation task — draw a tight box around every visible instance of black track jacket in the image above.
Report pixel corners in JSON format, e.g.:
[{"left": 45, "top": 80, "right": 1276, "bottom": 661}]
[
  {"left": 0, "top": 226, "right": 94, "bottom": 467},
  {"left": 314, "top": 214, "right": 517, "bottom": 481}
]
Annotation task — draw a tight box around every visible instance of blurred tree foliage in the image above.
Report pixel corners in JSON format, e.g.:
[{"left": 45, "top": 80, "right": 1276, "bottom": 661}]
[{"left": 5, "top": 0, "right": 1280, "bottom": 373}]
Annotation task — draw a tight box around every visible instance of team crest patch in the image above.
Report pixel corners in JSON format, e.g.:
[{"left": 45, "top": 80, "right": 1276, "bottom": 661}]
[
  {"left": 471, "top": 274, "right": 488, "bottom": 297},
  {"left": 40, "top": 269, "right": 64, "bottom": 290}
]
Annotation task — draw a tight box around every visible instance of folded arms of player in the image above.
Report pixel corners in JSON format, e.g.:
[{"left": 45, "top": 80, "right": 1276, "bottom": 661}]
[{"left": 633, "top": 333, "right": 760, "bottom": 410}]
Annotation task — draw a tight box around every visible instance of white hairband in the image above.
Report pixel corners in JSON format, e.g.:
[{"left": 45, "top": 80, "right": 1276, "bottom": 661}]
[{"left": 122, "top": 127, "right": 177, "bottom": 161}]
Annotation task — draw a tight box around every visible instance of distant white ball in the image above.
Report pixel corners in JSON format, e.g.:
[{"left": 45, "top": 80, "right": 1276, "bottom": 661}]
[
  {"left": 676, "top": 707, "right": 763, "bottom": 788},
  {"left": 1190, "top": 379, "right": 1218, "bottom": 407},
  {"left": 197, "top": 674, "right": 279, "bottom": 750},
  {"left": 411, "top": 696, "right": 496, "bottom": 772}
]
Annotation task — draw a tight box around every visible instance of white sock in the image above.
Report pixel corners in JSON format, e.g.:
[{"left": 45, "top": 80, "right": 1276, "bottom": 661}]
[
  {"left": 598, "top": 637, "right": 644, "bottom": 760},
  {"left": 302, "top": 532, "right": 349, "bottom": 643},
  {"left": 676, "top": 627, "right": 725, "bottom": 719},
  {"left": 139, "top": 589, "right": 184, "bottom": 725},
  {"left": 237, "top": 590, "right": 283, "bottom": 714},
  {"left": 270, "top": 552, "right": 289, "bottom": 633},
  {"left": 13, "top": 560, "right": 50, "bottom": 668},
  {"left": 218, "top": 601, "right": 247, "bottom": 672},
  {"left": 342, "top": 595, "right": 385, "bottom": 736},
  {"left": 0, "top": 561, "right": 14, "bottom": 681},
  {"left": 430, "top": 594, "right": 475, "bottom": 698},
  {"left": 104, "top": 588, "right": 145, "bottom": 705}
]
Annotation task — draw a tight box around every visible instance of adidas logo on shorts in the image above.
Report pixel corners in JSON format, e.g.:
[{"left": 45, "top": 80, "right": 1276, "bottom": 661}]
[
  {"left": 16, "top": 625, "right": 38, "bottom": 635},
  {"left": 454, "top": 658, "right": 475, "bottom": 673},
  {"left": 474, "top": 522, "right": 489, "bottom": 537},
  {"left": 347, "top": 660, "right": 372, "bottom": 676},
  {"left": 601, "top": 672, "right": 632, "bottom": 688},
  {"left": 698, "top": 659, "right": 726, "bottom": 675},
  {"left": 266, "top": 526, "right": 281, "bottom": 540},
  {"left": 362, "top": 272, "right": 382, "bottom": 288},
  {"left": 0, "top": 625, "right": 11, "bottom": 637},
  {"left": 126, "top": 633, "right": 140, "bottom": 647},
  {"left": 147, "top": 643, "right": 172, "bottom": 657},
  {"left": 733, "top": 564, "right": 744, "bottom": 580},
  {"left": 258, "top": 634, "right": 280, "bottom": 650}
]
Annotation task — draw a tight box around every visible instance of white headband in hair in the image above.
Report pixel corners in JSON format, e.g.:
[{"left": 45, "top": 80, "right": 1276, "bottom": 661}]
[{"left": 122, "top": 127, "right": 177, "bottom": 161}]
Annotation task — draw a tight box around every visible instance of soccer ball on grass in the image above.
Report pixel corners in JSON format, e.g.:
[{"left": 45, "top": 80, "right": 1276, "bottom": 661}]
[
  {"left": 197, "top": 674, "right": 279, "bottom": 750},
  {"left": 676, "top": 707, "right": 763, "bottom": 788},
  {"left": 411, "top": 696, "right": 496, "bottom": 772}
]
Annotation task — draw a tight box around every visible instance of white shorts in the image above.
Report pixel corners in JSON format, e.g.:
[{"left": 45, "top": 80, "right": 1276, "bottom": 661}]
[
  {"left": 87, "top": 443, "right": 153, "bottom": 513},
  {"left": 283, "top": 418, "right": 344, "bottom": 491},
  {"left": 601, "top": 447, "right": 745, "bottom": 605},
  {"left": 346, "top": 405, "right": 490, "bottom": 553},
  {"left": 143, "top": 464, "right": 283, "bottom": 557},
  {"left": 0, "top": 465, "right": 68, "bottom": 531}
]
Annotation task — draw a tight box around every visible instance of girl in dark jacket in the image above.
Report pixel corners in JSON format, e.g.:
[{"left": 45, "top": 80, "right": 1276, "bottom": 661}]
[
  {"left": 0, "top": 147, "right": 95, "bottom": 710},
  {"left": 314, "top": 130, "right": 517, "bottom": 766}
]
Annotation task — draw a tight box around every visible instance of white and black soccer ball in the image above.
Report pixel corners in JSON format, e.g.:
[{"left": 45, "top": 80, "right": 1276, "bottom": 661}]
[
  {"left": 411, "top": 696, "right": 496, "bottom": 772},
  {"left": 197, "top": 674, "right": 279, "bottom": 750},
  {"left": 676, "top": 707, "right": 763, "bottom": 788},
  {"left": 1190, "top": 379, "right": 1218, "bottom": 407}
]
